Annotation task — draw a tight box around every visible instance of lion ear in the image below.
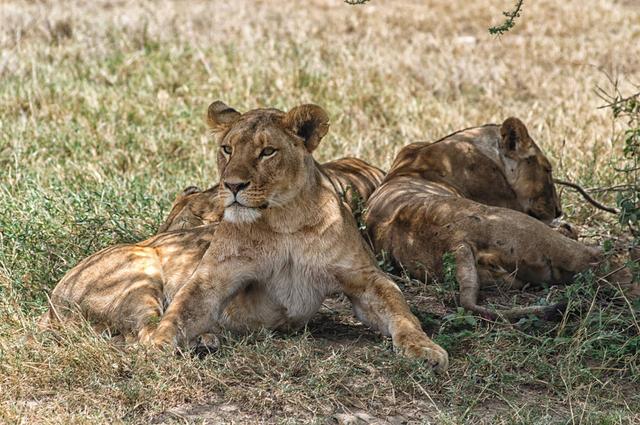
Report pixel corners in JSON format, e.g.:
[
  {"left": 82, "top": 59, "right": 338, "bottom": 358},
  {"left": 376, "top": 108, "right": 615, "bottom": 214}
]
[
  {"left": 207, "top": 101, "right": 241, "bottom": 132},
  {"left": 283, "top": 104, "right": 329, "bottom": 153},
  {"left": 500, "top": 117, "right": 533, "bottom": 156}
]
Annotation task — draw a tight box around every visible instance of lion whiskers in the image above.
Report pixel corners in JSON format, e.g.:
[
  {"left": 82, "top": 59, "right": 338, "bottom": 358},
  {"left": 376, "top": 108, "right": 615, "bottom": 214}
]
[{"left": 266, "top": 197, "right": 286, "bottom": 209}]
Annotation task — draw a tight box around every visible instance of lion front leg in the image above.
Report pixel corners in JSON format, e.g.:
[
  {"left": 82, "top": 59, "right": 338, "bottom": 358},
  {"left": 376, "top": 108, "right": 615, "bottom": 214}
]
[
  {"left": 336, "top": 265, "right": 449, "bottom": 372},
  {"left": 146, "top": 258, "right": 252, "bottom": 349}
]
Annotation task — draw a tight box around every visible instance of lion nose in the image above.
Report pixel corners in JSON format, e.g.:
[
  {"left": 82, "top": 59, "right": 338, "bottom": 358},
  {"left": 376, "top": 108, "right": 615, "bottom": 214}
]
[{"left": 224, "top": 181, "right": 249, "bottom": 195}]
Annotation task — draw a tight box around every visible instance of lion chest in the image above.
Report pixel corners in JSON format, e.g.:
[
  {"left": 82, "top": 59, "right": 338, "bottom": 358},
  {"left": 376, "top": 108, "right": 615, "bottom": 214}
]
[
  {"left": 215, "top": 218, "right": 346, "bottom": 329},
  {"left": 245, "top": 234, "right": 338, "bottom": 327},
  {"left": 262, "top": 250, "right": 340, "bottom": 324}
]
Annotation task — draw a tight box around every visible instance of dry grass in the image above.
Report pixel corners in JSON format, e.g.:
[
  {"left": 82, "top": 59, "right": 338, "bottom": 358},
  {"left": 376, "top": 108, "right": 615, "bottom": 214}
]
[{"left": 1, "top": 0, "right": 639, "bottom": 423}]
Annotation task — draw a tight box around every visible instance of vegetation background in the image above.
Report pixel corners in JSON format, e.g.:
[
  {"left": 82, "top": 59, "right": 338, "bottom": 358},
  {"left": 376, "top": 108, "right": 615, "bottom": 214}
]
[{"left": 1, "top": 0, "right": 639, "bottom": 423}]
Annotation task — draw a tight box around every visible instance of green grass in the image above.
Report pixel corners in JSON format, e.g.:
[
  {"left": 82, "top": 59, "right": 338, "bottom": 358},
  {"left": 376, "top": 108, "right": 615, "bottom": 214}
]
[{"left": 1, "top": 0, "right": 639, "bottom": 423}]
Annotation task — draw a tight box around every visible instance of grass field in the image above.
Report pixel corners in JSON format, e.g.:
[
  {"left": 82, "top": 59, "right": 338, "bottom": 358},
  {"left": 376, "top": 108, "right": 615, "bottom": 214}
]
[{"left": 1, "top": 0, "right": 639, "bottom": 423}]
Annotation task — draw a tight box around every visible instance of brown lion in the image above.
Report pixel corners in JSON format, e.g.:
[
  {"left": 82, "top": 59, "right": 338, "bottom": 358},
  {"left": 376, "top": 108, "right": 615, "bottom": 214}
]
[
  {"left": 364, "top": 118, "right": 602, "bottom": 319},
  {"left": 157, "top": 157, "right": 385, "bottom": 233},
  {"left": 42, "top": 102, "right": 448, "bottom": 371}
]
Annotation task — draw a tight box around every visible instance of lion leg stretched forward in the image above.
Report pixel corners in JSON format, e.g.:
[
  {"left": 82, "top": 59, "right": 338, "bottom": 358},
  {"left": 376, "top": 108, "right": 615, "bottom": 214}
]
[
  {"left": 43, "top": 101, "right": 448, "bottom": 371},
  {"left": 365, "top": 117, "right": 602, "bottom": 320},
  {"left": 157, "top": 156, "right": 385, "bottom": 233}
]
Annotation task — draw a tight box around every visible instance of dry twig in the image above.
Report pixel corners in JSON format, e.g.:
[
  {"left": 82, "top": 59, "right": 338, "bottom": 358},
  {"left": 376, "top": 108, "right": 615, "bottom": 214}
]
[{"left": 554, "top": 179, "right": 619, "bottom": 214}]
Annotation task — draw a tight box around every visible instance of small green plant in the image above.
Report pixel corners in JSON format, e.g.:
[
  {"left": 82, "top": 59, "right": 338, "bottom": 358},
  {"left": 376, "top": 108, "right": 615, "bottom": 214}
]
[
  {"left": 442, "top": 307, "right": 477, "bottom": 329},
  {"left": 597, "top": 78, "right": 640, "bottom": 237},
  {"left": 441, "top": 251, "right": 458, "bottom": 291},
  {"left": 436, "top": 308, "right": 476, "bottom": 353},
  {"left": 433, "top": 251, "right": 461, "bottom": 307},
  {"left": 376, "top": 249, "right": 395, "bottom": 274},
  {"left": 347, "top": 189, "right": 368, "bottom": 232}
]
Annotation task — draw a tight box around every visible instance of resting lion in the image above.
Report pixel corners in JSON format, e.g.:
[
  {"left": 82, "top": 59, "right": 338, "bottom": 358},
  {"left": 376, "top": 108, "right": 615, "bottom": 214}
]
[
  {"left": 42, "top": 102, "right": 448, "bottom": 371},
  {"left": 157, "top": 157, "right": 385, "bottom": 233},
  {"left": 364, "top": 118, "right": 602, "bottom": 319}
]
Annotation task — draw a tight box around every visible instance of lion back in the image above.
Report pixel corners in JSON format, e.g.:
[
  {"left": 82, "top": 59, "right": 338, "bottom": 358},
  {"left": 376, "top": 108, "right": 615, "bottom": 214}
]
[{"left": 322, "top": 157, "right": 386, "bottom": 212}]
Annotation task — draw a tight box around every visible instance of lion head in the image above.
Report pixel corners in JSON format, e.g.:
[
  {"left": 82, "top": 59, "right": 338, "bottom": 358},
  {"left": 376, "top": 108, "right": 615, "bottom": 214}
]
[
  {"left": 207, "top": 101, "right": 329, "bottom": 224},
  {"left": 498, "top": 117, "right": 561, "bottom": 223}
]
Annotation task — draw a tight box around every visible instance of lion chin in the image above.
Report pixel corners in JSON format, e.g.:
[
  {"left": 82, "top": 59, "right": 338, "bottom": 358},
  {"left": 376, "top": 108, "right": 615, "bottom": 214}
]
[{"left": 223, "top": 204, "right": 262, "bottom": 223}]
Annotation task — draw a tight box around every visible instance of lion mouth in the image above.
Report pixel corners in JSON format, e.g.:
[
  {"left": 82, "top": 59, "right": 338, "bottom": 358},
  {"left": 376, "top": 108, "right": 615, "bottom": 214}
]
[
  {"left": 223, "top": 202, "right": 264, "bottom": 224},
  {"left": 226, "top": 200, "right": 268, "bottom": 210}
]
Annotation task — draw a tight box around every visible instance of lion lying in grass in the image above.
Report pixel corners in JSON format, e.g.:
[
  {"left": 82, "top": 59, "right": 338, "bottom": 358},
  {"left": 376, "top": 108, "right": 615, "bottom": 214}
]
[
  {"left": 43, "top": 102, "right": 448, "bottom": 371},
  {"left": 364, "top": 118, "right": 602, "bottom": 319},
  {"left": 157, "top": 157, "right": 385, "bottom": 233}
]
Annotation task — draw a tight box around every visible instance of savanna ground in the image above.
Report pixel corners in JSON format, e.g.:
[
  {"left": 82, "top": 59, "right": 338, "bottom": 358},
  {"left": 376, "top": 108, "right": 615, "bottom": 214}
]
[{"left": 1, "top": 0, "right": 639, "bottom": 423}]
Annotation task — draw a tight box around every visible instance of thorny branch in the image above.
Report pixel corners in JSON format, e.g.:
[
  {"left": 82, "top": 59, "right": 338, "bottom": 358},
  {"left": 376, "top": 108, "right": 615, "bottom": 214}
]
[
  {"left": 489, "top": 0, "right": 525, "bottom": 35},
  {"left": 344, "top": 1, "right": 527, "bottom": 35}
]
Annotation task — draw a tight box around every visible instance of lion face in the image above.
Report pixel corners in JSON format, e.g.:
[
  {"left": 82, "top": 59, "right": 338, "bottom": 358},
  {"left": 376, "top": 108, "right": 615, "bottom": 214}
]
[
  {"left": 500, "top": 117, "right": 562, "bottom": 223},
  {"left": 207, "top": 102, "right": 329, "bottom": 224}
]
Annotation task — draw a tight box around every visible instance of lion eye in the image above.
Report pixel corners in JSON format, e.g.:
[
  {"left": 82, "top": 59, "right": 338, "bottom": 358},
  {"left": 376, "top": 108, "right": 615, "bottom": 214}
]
[
  {"left": 221, "top": 145, "right": 232, "bottom": 155},
  {"left": 260, "top": 147, "right": 277, "bottom": 158}
]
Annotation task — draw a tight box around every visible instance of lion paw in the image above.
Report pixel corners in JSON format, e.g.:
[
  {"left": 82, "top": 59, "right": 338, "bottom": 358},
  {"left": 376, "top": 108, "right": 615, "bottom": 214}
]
[
  {"left": 395, "top": 334, "right": 449, "bottom": 373},
  {"left": 139, "top": 325, "right": 177, "bottom": 350},
  {"left": 151, "top": 334, "right": 176, "bottom": 350},
  {"left": 192, "top": 333, "right": 220, "bottom": 358}
]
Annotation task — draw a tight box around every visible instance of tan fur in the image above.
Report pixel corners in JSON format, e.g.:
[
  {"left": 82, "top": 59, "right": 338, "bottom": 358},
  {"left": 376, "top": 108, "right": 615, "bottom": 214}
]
[
  {"left": 156, "top": 185, "right": 224, "bottom": 233},
  {"left": 44, "top": 102, "right": 448, "bottom": 371},
  {"left": 365, "top": 118, "right": 602, "bottom": 320},
  {"left": 158, "top": 157, "right": 385, "bottom": 233},
  {"left": 322, "top": 157, "right": 386, "bottom": 213}
]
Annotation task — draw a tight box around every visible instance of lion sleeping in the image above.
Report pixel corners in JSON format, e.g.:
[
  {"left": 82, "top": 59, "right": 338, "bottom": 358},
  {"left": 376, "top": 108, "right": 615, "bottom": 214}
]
[
  {"left": 364, "top": 118, "right": 602, "bottom": 319},
  {"left": 43, "top": 102, "right": 448, "bottom": 371},
  {"left": 157, "top": 157, "right": 385, "bottom": 233}
]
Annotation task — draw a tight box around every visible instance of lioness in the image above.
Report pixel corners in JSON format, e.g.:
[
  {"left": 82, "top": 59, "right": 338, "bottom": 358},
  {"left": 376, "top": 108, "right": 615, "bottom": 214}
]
[
  {"left": 43, "top": 102, "right": 448, "bottom": 370},
  {"left": 364, "top": 118, "right": 602, "bottom": 319},
  {"left": 157, "top": 157, "right": 385, "bottom": 233}
]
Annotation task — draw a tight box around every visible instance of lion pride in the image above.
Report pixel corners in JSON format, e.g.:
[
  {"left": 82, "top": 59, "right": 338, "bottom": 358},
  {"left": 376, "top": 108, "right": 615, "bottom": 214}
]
[{"left": 42, "top": 102, "right": 448, "bottom": 371}]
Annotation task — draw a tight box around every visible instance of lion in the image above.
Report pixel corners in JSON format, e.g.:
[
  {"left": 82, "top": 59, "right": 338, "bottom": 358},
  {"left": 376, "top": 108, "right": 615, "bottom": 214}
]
[
  {"left": 157, "top": 157, "right": 385, "bottom": 233},
  {"left": 42, "top": 102, "right": 448, "bottom": 371},
  {"left": 364, "top": 117, "right": 602, "bottom": 319},
  {"left": 156, "top": 185, "right": 224, "bottom": 233}
]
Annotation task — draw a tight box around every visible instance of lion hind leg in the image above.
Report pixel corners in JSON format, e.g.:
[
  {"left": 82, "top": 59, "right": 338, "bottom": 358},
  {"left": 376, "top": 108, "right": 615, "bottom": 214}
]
[
  {"left": 455, "top": 244, "right": 564, "bottom": 321},
  {"left": 106, "top": 260, "right": 166, "bottom": 343},
  {"left": 121, "top": 285, "right": 165, "bottom": 343},
  {"left": 36, "top": 293, "right": 85, "bottom": 335}
]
